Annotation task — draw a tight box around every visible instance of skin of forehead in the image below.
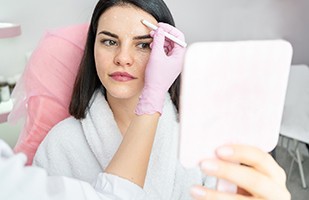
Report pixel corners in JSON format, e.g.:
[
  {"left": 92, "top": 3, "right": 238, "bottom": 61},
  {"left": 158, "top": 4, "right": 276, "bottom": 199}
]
[{"left": 98, "top": 5, "right": 158, "bottom": 39}]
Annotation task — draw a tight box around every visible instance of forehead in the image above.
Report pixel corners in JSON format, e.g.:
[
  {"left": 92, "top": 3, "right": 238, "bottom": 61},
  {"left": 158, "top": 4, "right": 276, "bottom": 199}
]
[{"left": 97, "top": 5, "right": 157, "bottom": 35}]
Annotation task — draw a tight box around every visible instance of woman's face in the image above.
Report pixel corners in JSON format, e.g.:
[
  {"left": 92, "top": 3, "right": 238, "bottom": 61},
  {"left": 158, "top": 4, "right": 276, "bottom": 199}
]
[{"left": 94, "top": 5, "right": 157, "bottom": 100}]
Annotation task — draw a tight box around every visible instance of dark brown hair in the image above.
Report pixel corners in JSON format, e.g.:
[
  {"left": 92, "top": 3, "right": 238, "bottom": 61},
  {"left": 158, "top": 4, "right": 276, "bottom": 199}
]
[{"left": 69, "top": 0, "right": 181, "bottom": 119}]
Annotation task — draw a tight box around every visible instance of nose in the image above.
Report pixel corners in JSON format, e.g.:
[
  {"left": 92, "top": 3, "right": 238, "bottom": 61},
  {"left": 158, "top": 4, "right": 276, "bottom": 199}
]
[{"left": 114, "top": 46, "right": 134, "bottom": 67}]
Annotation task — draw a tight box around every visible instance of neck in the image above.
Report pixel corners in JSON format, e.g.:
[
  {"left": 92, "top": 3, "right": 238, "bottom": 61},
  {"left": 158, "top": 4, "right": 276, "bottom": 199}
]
[{"left": 107, "top": 93, "right": 139, "bottom": 136}]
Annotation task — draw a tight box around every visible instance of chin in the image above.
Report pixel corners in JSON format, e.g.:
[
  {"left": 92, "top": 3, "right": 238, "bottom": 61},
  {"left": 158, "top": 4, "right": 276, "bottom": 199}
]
[{"left": 107, "top": 88, "right": 141, "bottom": 100}]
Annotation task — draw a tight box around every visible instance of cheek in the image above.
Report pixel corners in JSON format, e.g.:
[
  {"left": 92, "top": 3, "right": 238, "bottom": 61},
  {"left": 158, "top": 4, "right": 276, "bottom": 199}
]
[
  {"left": 135, "top": 53, "right": 150, "bottom": 73},
  {"left": 94, "top": 48, "right": 111, "bottom": 73},
  {"left": 95, "top": 59, "right": 110, "bottom": 87}
]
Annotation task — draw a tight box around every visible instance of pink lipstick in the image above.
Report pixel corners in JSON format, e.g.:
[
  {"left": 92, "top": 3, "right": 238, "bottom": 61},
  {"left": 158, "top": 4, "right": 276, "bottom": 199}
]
[{"left": 109, "top": 72, "right": 137, "bottom": 82}]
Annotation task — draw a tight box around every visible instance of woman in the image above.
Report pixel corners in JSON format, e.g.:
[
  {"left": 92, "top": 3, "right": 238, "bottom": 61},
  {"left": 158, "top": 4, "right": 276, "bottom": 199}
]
[{"left": 34, "top": 0, "right": 290, "bottom": 199}]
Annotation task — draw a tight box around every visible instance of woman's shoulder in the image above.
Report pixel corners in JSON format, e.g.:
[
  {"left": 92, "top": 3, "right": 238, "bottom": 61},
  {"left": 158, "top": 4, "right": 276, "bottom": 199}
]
[
  {"left": 33, "top": 116, "right": 98, "bottom": 181},
  {"left": 49, "top": 116, "right": 82, "bottom": 134},
  {"left": 34, "top": 116, "right": 85, "bottom": 159},
  {"left": 44, "top": 116, "right": 81, "bottom": 138}
]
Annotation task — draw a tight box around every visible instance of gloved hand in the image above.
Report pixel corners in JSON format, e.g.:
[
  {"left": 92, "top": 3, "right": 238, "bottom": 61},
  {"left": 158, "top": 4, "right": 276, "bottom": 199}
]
[{"left": 135, "top": 23, "right": 186, "bottom": 115}]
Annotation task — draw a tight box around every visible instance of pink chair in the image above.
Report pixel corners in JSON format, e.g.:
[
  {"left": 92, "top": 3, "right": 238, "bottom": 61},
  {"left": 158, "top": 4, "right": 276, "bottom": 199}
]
[{"left": 8, "top": 24, "right": 88, "bottom": 165}]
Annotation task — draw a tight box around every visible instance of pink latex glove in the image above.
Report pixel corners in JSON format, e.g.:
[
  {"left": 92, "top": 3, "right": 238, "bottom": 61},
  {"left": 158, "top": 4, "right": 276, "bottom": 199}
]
[{"left": 135, "top": 23, "right": 186, "bottom": 115}]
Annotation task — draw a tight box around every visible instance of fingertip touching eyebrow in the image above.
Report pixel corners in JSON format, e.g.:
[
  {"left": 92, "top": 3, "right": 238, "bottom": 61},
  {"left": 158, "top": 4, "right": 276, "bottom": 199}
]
[{"left": 98, "top": 30, "right": 152, "bottom": 40}]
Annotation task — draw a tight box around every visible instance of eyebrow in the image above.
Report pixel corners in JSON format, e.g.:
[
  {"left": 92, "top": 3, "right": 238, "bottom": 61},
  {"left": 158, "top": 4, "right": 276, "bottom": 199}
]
[
  {"left": 98, "top": 30, "right": 152, "bottom": 40},
  {"left": 98, "top": 31, "right": 118, "bottom": 38},
  {"left": 133, "top": 35, "right": 152, "bottom": 40}
]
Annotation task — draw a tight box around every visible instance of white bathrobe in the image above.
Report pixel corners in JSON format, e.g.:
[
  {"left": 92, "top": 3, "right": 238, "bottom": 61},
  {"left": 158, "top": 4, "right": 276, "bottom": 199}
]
[{"left": 34, "top": 90, "right": 215, "bottom": 200}]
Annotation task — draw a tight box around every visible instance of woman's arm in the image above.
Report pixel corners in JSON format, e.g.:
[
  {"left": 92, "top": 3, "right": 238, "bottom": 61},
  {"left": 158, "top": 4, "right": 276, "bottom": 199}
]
[
  {"left": 190, "top": 144, "right": 291, "bottom": 200},
  {"left": 105, "top": 114, "right": 160, "bottom": 187}
]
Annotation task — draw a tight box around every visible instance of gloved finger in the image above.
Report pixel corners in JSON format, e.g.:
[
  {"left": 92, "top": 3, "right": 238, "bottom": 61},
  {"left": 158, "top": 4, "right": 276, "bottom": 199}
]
[
  {"left": 149, "top": 30, "right": 155, "bottom": 37},
  {"left": 150, "top": 27, "right": 166, "bottom": 56},
  {"left": 164, "top": 39, "right": 174, "bottom": 56},
  {"left": 150, "top": 37, "right": 172, "bottom": 54},
  {"left": 157, "top": 23, "right": 186, "bottom": 56},
  {"left": 157, "top": 22, "right": 185, "bottom": 41}
]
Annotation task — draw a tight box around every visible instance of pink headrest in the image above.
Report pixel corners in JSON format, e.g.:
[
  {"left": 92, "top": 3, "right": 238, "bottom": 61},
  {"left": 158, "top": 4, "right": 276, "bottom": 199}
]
[{"left": 8, "top": 24, "right": 88, "bottom": 164}]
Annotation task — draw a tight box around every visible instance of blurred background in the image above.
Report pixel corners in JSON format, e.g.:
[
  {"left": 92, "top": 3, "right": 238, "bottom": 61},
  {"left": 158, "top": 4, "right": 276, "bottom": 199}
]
[
  {"left": 0, "top": 0, "right": 308, "bottom": 198},
  {"left": 1, "top": 0, "right": 309, "bottom": 79},
  {"left": 0, "top": 0, "right": 98, "bottom": 146},
  {"left": 1, "top": 0, "right": 308, "bottom": 148},
  {"left": 1, "top": 0, "right": 309, "bottom": 144}
]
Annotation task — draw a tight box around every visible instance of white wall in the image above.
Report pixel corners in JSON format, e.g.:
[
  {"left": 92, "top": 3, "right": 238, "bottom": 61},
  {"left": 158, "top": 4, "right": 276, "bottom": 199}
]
[
  {"left": 1, "top": 0, "right": 308, "bottom": 79},
  {"left": 0, "top": 0, "right": 98, "bottom": 78},
  {"left": 166, "top": 0, "right": 309, "bottom": 65},
  {"left": 0, "top": 122, "right": 22, "bottom": 147}
]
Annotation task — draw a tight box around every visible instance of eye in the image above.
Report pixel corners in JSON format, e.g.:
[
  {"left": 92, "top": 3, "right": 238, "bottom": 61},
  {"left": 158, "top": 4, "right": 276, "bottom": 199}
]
[
  {"left": 137, "top": 42, "right": 151, "bottom": 49},
  {"left": 101, "top": 39, "right": 118, "bottom": 46}
]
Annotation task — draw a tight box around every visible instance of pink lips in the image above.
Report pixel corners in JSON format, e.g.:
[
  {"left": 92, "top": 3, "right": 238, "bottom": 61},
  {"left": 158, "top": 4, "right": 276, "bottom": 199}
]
[{"left": 109, "top": 72, "right": 137, "bottom": 82}]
